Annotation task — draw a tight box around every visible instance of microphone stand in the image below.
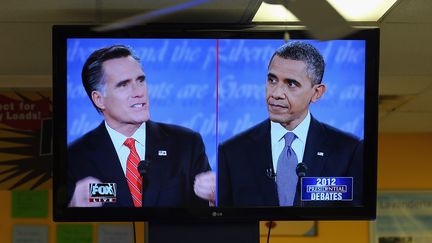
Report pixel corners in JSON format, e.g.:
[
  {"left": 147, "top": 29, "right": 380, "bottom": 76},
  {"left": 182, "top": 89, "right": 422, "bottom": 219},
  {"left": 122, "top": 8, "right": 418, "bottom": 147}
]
[
  {"left": 296, "top": 162, "right": 308, "bottom": 207},
  {"left": 138, "top": 160, "right": 151, "bottom": 205}
]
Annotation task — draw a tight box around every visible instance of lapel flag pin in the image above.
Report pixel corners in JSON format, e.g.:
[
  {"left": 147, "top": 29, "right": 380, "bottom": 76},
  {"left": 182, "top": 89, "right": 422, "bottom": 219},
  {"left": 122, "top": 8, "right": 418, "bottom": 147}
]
[
  {"left": 317, "top": 152, "right": 324, "bottom": 156},
  {"left": 158, "top": 150, "right": 167, "bottom": 156}
]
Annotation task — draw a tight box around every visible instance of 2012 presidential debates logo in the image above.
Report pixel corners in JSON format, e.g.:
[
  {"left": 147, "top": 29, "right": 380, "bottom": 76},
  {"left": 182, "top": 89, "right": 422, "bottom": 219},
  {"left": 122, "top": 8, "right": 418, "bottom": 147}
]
[
  {"left": 301, "top": 177, "right": 353, "bottom": 201},
  {"left": 89, "top": 183, "right": 117, "bottom": 203}
]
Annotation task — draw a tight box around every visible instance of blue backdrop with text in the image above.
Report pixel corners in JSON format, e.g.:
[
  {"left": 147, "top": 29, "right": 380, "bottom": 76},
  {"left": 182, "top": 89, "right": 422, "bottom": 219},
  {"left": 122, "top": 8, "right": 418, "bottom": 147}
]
[{"left": 67, "top": 38, "right": 365, "bottom": 170}]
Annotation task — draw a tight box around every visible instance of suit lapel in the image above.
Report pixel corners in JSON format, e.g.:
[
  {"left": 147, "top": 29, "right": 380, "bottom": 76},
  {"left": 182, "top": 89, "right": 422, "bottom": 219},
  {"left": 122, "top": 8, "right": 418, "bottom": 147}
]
[
  {"left": 142, "top": 121, "right": 170, "bottom": 206},
  {"left": 303, "top": 116, "right": 328, "bottom": 176},
  {"left": 293, "top": 116, "right": 329, "bottom": 205},
  {"left": 248, "top": 120, "right": 279, "bottom": 205},
  {"left": 90, "top": 123, "right": 133, "bottom": 207}
]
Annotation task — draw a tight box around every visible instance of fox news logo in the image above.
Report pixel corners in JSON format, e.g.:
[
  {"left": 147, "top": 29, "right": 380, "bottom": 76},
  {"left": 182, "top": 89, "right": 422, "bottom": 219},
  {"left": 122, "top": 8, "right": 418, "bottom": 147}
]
[{"left": 89, "top": 183, "right": 117, "bottom": 203}]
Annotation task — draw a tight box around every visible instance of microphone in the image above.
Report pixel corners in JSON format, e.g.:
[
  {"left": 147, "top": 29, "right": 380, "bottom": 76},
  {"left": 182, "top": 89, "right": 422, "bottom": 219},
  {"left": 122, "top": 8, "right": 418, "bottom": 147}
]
[
  {"left": 296, "top": 162, "right": 307, "bottom": 207},
  {"left": 138, "top": 160, "right": 151, "bottom": 204},
  {"left": 296, "top": 162, "right": 308, "bottom": 178},
  {"left": 266, "top": 168, "right": 276, "bottom": 180}
]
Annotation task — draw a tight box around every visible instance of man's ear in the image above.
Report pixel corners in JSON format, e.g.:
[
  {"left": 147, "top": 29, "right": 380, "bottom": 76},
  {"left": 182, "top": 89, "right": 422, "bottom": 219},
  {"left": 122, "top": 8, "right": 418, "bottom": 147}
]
[
  {"left": 311, "top": 84, "right": 326, "bottom": 103},
  {"left": 91, "top": 90, "right": 105, "bottom": 111}
]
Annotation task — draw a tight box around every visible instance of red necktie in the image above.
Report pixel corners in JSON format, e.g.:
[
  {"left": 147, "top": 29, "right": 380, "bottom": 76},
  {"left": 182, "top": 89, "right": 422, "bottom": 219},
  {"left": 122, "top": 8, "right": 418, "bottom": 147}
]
[{"left": 124, "top": 138, "right": 142, "bottom": 207}]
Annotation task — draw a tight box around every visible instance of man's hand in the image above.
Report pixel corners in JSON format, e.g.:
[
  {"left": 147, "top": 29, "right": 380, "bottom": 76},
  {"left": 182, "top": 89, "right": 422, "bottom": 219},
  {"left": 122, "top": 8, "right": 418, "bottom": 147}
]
[
  {"left": 69, "top": 176, "right": 103, "bottom": 207},
  {"left": 194, "top": 171, "right": 216, "bottom": 206}
]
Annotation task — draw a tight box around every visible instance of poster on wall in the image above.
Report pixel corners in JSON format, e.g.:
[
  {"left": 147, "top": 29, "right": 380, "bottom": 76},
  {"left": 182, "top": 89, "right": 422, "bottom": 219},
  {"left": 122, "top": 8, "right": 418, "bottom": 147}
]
[
  {"left": 370, "top": 191, "right": 432, "bottom": 243},
  {"left": 13, "top": 225, "right": 48, "bottom": 243},
  {"left": 0, "top": 90, "right": 52, "bottom": 190}
]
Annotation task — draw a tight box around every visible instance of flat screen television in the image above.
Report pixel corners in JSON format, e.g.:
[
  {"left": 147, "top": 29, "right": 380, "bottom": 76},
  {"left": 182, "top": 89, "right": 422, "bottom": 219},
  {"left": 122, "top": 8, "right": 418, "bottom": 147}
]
[{"left": 53, "top": 24, "right": 378, "bottom": 222}]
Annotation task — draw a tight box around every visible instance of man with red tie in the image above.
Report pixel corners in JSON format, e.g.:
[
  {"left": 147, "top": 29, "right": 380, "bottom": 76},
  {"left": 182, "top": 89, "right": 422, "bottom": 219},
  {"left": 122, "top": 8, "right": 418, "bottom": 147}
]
[{"left": 68, "top": 45, "right": 215, "bottom": 207}]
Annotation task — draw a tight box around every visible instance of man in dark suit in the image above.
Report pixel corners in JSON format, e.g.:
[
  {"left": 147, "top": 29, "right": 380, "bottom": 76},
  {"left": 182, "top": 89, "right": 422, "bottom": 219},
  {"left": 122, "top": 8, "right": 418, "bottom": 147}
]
[
  {"left": 218, "top": 41, "right": 363, "bottom": 207},
  {"left": 68, "top": 45, "right": 214, "bottom": 207}
]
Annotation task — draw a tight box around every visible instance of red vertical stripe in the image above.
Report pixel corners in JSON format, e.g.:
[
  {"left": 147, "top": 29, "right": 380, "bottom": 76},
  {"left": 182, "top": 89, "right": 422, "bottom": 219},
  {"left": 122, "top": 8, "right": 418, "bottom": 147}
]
[{"left": 215, "top": 38, "right": 219, "bottom": 206}]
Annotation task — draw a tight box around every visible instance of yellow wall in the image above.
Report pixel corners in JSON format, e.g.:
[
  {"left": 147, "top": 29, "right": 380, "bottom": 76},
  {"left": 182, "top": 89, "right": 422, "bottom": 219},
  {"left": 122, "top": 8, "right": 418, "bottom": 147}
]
[
  {"left": 262, "top": 133, "right": 432, "bottom": 243},
  {"left": 1, "top": 133, "right": 431, "bottom": 243}
]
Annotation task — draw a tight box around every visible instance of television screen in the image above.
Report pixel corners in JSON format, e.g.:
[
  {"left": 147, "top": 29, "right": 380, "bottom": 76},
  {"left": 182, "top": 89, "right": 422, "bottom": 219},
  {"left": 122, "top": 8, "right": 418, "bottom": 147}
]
[{"left": 53, "top": 25, "right": 378, "bottom": 221}]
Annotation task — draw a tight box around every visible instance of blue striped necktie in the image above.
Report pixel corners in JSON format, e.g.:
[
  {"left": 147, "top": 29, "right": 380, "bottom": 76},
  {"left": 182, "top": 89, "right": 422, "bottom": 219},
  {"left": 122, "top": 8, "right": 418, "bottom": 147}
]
[{"left": 276, "top": 132, "right": 298, "bottom": 206}]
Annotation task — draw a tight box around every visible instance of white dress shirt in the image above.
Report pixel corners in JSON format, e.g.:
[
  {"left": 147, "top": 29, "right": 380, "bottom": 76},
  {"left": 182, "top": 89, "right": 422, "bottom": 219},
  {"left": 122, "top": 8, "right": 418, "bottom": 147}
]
[
  {"left": 105, "top": 122, "right": 147, "bottom": 176},
  {"left": 270, "top": 111, "right": 311, "bottom": 174}
]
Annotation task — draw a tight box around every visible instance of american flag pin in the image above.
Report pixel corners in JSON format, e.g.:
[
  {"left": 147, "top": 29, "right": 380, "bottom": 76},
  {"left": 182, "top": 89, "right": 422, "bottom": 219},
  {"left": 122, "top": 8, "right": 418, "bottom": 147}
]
[
  {"left": 317, "top": 152, "right": 324, "bottom": 156},
  {"left": 158, "top": 150, "right": 167, "bottom": 156}
]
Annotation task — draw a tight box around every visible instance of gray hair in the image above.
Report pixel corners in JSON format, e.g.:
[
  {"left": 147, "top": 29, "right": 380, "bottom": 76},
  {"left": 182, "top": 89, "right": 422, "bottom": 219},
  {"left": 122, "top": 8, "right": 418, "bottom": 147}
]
[
  {"left": 269, "top": 41, "right": 325, "bottom": 85},
  {"left": 81, "top": 45, "right": 140, "bottom": 112}
]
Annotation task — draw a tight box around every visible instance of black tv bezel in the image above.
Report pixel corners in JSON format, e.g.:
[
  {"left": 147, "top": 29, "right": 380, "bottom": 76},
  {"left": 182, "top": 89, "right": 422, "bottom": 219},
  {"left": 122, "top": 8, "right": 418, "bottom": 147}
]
[{"left": 53, "top": 24, "right": 378, "bottom": 222}]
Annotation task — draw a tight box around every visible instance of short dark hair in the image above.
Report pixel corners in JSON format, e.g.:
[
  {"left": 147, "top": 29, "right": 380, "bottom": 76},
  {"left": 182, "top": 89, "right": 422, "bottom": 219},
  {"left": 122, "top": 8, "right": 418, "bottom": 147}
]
[
  {"left": 269, "top": 41, "right": 325, "bottom": 85},
  {"left": 81, "top": 45, "right": 140, "bottom": 112}
]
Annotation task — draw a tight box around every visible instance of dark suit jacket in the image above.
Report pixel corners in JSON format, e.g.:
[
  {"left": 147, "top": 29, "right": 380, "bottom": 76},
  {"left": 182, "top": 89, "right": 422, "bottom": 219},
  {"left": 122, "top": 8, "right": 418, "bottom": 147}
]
[
  {"left": 218, "top": 117, "right": 363, "bottom": 207},
  {"left": 68, "top": 120, "right": 211, "bottom": 207}
]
